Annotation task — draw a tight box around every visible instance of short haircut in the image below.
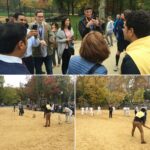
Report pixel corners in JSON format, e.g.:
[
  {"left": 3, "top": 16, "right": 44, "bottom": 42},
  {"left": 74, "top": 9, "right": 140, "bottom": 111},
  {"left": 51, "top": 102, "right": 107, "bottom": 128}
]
[
  {"left": 123, "top": 9, "right": 132, "bottom": 20},
  {"left": 51, "top": 22, "right": 59, "bottom": 29},
  {"left": 125, "top": 10, "right": 150, "bottom": 38},
  {"left": 0, "top": 23, "right": 27, "bottom": 54},
  {"left": 35, "top": 10, "right": 44, "bottom": 16},
  {"left": 84, "top": 6, "right": 93, "bottom": 11},
  {"left": 80, "top": 31, "right": 110, "bottom": 63},
  {"left": 61, "top": 17, "right": 71, "bottom": 30},
  {"left": 141, "top": 108, "right": 146, "bottom": 112},
  {"left": 13, "top": 12, "right": 25, "bottom": 20},
  {"left": 107, "top": 16, "right": 112, "bottom": 20}
]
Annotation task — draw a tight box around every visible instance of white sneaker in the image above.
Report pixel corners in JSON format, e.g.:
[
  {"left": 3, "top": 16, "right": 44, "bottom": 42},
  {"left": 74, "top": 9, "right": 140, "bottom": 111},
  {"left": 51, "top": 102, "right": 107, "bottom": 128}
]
[{"left": 114, "top": 66, "right": 118, "bottom": 71}]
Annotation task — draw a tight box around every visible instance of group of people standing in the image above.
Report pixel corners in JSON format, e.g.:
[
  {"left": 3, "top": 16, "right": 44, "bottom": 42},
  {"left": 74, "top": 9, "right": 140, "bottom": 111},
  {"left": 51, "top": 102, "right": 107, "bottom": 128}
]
[
  {"left": 43, "top": 102, "right": 73, "bottom": 127},
  {"left": 0, "top": 10, "right": 74, "bottom": 74},
  {"left": 68, "top": 6, "right": 150, "bottom": 75},
  {"left": 0, "top": 7, "right": 150, "bottom": 74}
]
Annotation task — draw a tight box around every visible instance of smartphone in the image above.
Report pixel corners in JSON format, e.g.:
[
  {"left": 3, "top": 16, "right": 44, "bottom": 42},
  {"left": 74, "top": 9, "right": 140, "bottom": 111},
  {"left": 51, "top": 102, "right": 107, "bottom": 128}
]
[{"left": 32, "top": 24, "right": 38, "bottom": 30}]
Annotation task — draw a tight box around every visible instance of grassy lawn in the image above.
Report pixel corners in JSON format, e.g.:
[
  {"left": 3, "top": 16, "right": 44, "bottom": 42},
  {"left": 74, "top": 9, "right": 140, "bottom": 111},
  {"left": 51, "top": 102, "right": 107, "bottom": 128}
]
[{"left": 70, "top": 15, "right": 81, "bottom": 40}]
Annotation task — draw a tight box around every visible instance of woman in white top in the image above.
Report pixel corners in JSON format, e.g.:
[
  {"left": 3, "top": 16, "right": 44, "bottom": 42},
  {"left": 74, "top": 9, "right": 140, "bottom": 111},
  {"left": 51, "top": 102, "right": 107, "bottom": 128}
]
[{"left": 56, "top": 17, "right": 74, "bottom": 74}]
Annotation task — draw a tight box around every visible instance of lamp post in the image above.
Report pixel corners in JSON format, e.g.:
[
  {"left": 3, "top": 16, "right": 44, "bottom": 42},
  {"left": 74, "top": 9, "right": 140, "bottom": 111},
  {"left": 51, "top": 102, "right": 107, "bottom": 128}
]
[{"left": 59, "top": 91, "right": 63, "bottom": 105}]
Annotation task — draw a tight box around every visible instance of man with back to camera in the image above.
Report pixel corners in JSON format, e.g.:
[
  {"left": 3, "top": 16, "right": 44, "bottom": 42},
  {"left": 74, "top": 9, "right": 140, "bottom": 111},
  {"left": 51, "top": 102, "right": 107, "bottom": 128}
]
[
  {"left": 121, "top": 10, "right": 150, "bottom": 74},
  {"left": 0, "top": 23, "right": 30, "bottom": 74},
  {"left": 79, "top": 6, "right": 102, "bottom": 38}
]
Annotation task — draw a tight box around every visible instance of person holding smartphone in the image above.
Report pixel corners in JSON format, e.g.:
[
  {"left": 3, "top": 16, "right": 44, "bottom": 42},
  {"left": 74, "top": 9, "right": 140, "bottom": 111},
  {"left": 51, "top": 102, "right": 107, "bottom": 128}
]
[
  {"left": 79, "top": 6, "right": 102, "bottom": 38},
  {"left": 13, "top": 12, "right": 40, "bottom": 74}
]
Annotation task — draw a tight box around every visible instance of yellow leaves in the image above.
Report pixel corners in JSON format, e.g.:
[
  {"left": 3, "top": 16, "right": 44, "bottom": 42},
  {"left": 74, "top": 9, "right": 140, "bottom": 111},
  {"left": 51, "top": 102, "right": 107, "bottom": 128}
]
[{"left": 21, "top": 0, "right": 52, "bottom": 9}]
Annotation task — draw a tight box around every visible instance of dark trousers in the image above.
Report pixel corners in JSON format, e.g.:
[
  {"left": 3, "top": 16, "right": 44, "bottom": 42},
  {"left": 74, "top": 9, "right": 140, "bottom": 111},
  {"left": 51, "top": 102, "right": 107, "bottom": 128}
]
[
  {"left": 109, "top": 111, "right": 112, "bottom": 118},
  {"left": 62, "top": 49, "right": 71, "bottom": 74},
  {"left": 132, "top": 121, "right": 145, "bottom": 143},
  {"left": 22, "top": 56, "right": 34, "bottom": 74},
  {"left": 34, "top": 55, "right": 53, "bottom": 74}
]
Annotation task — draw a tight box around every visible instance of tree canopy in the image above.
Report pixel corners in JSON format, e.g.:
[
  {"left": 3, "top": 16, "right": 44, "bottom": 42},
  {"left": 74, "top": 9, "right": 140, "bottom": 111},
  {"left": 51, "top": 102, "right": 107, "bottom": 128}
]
[{"left": 76, "top": 76, "right": 150, "bottom": 108}]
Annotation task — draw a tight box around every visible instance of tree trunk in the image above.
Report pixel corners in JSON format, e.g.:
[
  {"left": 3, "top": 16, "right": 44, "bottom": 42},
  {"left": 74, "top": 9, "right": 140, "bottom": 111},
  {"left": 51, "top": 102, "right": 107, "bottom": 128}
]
[
  {"left": 67, "top": 1, "right": 70, "bottom": 15},
  {"left": 98, "top": 0, "right": 106, "bottom": 19},
  {"left": 71, "top": 1, "right": 74, "bottom": 15},
  {"left": 6, "top": 0, "right": 9, "bottom": 17}
]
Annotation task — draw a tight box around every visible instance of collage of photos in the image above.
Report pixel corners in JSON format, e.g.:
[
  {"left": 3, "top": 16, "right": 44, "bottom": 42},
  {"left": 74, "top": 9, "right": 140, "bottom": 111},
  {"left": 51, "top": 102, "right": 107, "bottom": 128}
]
[{"left": 0, "top": 0, "right": 150, "bottom": 150}]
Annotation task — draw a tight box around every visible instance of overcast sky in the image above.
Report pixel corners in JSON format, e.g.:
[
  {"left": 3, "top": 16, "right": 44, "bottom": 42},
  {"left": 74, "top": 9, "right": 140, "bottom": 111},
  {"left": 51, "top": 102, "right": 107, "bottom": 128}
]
[{"left": 4, "top": 75, "right": 32, "bottom": 87}]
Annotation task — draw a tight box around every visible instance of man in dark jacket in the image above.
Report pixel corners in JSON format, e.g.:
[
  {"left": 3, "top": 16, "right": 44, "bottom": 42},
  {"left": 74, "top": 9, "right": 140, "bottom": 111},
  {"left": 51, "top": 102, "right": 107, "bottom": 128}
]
[
  {"left": 132, "top": 108, "right": 150, "bottom": 144},
  {"left": 78, "top": 6, "right": 102, "bottom": 38}
]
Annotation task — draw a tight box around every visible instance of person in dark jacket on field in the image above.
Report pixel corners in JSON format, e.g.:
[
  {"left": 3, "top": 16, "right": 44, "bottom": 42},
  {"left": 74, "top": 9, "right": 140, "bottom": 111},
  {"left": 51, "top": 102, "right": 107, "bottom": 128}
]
[{"left": 132, "top": 108, "right": 150, "bottom": 144}]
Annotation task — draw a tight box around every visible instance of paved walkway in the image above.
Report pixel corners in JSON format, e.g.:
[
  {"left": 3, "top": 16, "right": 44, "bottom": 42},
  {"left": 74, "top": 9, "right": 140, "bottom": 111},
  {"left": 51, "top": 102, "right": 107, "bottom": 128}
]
[{"left": 48, "top": 39, "right": 125, "bottom": 75}]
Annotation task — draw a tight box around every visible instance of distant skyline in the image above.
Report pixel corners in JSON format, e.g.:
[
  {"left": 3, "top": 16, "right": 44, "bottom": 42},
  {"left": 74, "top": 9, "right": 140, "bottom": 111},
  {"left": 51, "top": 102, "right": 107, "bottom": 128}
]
[{"left": 4, "top": 75, "right": 32, "bottom": 87}]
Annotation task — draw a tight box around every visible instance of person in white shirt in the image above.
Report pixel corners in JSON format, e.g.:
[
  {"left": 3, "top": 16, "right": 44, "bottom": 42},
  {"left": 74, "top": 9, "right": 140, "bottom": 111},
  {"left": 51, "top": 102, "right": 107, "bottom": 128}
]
[
  {"left": 105, "top": 16, "right": 114, "bottom": 46},
  {"left": 64, "top": 107, "right": 73, "bottom": 123},
  {"left": 13, "top": 12, "right": 40, "bottom": 74}
]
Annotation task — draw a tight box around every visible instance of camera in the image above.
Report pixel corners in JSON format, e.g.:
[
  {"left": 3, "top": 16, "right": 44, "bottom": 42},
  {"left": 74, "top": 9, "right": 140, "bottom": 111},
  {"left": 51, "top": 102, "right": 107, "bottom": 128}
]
[{"left": 31, "top": 24, "right": 38, "bottom": 30}]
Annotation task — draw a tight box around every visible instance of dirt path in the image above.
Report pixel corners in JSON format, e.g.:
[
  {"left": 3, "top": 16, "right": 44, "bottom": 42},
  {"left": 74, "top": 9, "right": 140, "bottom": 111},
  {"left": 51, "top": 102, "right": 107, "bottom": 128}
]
[{"left": 0, "top": 108, "right": 74, "bottom": 150}]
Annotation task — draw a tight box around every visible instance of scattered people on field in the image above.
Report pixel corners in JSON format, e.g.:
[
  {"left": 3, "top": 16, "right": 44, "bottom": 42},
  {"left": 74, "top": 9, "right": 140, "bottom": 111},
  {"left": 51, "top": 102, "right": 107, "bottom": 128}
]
[
  {"left": 56, "top": 17, "right": 74, "bottom": 74},
  {"left": 109, "top": 105, "right": 113, "bottom": 118},
  {"left": 18, "top": 102, "right": 24, "bottom": 116},
  {"left": 58, "top": 105, "right": 62, "bottom": 124},
  {"left": 79, "top": 6, "right": 102, "bottom": 38},
  {"left": 97, "top": 106, "right": 102, "bottom": 115},
  {"left": 123, "top": 107, "right": 130, "bottom": 116},
  {"left": 64, "top": 107, "right": 73, "bottom": 123},
  {"left": 67, "top": 31, "right": 110, "bottom": 74},
  {"left": 13, "top": 104, "right": 16, "bottom": 112},
  {"left": 121, "top": 10, "right": 150, "bottom": 74},
  {"left": 44, "top": 102, "right": 52, "bottom": 127},
  {"left": 132, "top": 108, "right": 150, "bottom": 144},
  {"left": 81, "top": 107, "right": 85, "bottom": 115}
]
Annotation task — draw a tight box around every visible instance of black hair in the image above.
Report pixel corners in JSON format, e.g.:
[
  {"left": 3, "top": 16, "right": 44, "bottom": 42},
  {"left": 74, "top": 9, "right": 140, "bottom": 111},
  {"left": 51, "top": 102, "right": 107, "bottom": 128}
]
[
  {"left": 126, "top": 10, "right": 150, "bottom": 38},
  {"left": 5, "top": 18, "right": 9, "bottom": 23},
  {"left": 13, "top": 12, "right": 25, "bottom": 20},
  {"left": 51, "top": 22, "right": 59, "bottom": 29},
  {"left": 61, "top": 17, "right": 71, "bottom": 30},
  {"left": 141, "top": 108, "right": 146, "bottom": 113},
  {"left": 123, "top": 9, "right": 132, "bottom": 20},
  {"left": 84, "top": 6, "right": 93, "bottom": 11},
  {"left": 0, "top": 23, "right": 27, "bottom": 54},
  {"left": 35, "top": 10, "right": 44, "bottom": 16}
]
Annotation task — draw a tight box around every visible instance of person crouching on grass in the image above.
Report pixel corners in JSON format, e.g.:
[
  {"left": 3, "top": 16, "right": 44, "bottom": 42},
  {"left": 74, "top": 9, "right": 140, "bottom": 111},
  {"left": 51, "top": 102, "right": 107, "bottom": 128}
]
[
  {"left": 64, "top": 107, "right": 73, "bottom": 123},
  {"left": 44, "top": 102, "right": 52, "bottom": 127},
  {"left": 132, "top": 108, "right": 150, "bottom": 144}
]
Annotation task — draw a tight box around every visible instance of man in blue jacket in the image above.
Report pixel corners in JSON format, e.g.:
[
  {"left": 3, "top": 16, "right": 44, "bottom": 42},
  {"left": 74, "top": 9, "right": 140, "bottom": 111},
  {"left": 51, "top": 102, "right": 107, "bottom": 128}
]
[{"left": 0, "top": 23, "right": 30, "bottom": 74}]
